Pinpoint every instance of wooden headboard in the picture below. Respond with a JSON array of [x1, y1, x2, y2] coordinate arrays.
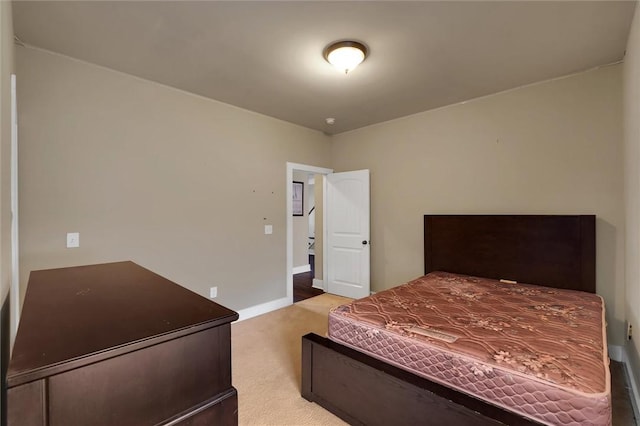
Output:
[[424, 215, 596, 293]]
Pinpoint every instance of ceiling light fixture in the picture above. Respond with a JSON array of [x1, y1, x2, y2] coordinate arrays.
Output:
[[323, 40, 368, 74]]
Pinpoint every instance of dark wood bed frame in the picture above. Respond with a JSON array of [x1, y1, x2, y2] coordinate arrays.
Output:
[[302, 215, 596, 426]]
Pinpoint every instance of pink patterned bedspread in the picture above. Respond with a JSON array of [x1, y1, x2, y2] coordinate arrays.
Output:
[[328, 271, 611, 426]]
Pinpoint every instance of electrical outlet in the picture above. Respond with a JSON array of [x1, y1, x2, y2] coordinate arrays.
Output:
[[66, 232, 79, 248], [628, 323, 633, 341], [209, 287, 218, 299]]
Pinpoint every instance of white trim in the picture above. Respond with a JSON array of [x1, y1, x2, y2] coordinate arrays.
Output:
[[622, 345, 640, 421], [312, 279, 324, 290], [286, 162, 333, 304], [235, 297, 291, 322], [322, 175, 328, 293], [609, 344, 623, 362], [293, 264, 311, 274], [10, 74, 19, 352]]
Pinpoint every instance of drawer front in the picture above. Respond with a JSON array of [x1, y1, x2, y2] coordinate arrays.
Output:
[[8, 380, 46, 426], [48, 325, 231, 426]]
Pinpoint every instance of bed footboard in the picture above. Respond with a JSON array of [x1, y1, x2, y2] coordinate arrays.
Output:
[[301, 333, 540, 426]]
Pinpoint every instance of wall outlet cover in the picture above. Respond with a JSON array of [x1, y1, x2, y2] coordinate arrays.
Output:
[[210, 287, 218, 298], [66, 232, 79, 248]]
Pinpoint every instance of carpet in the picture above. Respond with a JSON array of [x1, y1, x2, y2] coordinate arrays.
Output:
[[232, 294, 351, 425]]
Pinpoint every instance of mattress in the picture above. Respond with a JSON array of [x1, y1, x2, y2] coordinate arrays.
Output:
[[328, 271, 611, 426]]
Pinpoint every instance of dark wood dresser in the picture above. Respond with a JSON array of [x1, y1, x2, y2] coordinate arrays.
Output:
[[7, 261, 238, 426]]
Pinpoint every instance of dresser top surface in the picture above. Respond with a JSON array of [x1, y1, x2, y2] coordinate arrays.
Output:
[[8, 261, 238, 386]]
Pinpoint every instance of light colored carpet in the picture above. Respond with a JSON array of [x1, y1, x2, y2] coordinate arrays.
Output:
[[232, 294, 351, 425]]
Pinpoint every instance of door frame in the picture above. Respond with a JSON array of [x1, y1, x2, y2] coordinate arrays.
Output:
[[286, 162, 333, 303], [10, 74, 19, 350]]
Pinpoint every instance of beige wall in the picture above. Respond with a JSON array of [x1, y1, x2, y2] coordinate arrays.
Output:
[[14, 28, 631, 349], [0, 1, 14, 421], [0, 2, 13, 305], [623, 3, 640, 383], [332, 65, 626, 345], [292, 170, 309, 269], [16, 46, 331, 311]]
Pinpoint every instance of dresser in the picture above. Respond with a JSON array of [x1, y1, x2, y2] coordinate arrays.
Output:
[[7, 261, 238, 426]]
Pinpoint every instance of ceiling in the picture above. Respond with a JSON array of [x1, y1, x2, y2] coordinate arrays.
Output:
[[12, 1, 637, 135]]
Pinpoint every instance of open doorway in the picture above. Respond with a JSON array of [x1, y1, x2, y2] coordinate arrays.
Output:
[[292, 172, 323, 302], [286, 163, 332, 304]]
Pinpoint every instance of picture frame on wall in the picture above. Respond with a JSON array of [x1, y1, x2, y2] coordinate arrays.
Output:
[[293, 181, 304, 216]]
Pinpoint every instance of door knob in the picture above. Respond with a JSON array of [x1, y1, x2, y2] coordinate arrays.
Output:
[[362, 240, 369, 245]]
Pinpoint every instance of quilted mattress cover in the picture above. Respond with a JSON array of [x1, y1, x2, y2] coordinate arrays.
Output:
[[328, 271, 611, 426]]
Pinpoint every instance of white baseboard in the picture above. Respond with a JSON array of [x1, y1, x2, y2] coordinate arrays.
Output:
[[292, 264, 311, 274], [235, 297, 291, 322], [312, 279, 324, 290], [621, 344, 640, 422]]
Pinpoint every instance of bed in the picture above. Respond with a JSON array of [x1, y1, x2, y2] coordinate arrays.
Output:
[[301, 215, 607, 426]]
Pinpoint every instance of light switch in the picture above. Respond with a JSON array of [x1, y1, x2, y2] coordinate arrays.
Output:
[[264, 225, 273, 235], [66, 232, 79, 248]]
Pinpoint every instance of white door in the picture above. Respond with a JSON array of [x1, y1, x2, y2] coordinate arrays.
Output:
[[326, 170, 370, 299]]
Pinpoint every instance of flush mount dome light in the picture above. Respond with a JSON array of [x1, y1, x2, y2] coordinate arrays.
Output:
[[324, 40, 368, 74]]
